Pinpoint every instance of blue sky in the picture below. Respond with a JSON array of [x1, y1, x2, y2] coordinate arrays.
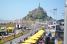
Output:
[[0, 0, 64, 20]]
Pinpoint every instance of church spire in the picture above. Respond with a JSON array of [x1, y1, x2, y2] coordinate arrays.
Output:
[[37, 2, 43, 10], [38, 2, 40, 8]]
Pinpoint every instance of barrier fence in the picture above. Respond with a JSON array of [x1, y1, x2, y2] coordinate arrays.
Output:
[[21, 29, 45, 44]]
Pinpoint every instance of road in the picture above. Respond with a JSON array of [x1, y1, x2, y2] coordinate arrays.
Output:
[[4, 23, 40, 44]]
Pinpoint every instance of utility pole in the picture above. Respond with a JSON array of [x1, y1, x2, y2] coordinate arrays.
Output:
[[64, 0, 67, 44], [53, 8, 57, 32], [53, 8, 57, 20], [53, 8, 58, 44]]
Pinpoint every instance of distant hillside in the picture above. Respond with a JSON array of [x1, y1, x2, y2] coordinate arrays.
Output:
[[23, 6, 53, 22], [57, 19, 64, 24], [0, 20, 15, 23], [0, 20, 10, 23], [58, 19, 64, 22]]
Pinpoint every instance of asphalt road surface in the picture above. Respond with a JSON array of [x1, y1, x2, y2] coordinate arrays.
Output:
[[5, 23, 40, 44]]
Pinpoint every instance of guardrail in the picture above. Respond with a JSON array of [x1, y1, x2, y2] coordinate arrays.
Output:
[[20, 29, 45, 44]]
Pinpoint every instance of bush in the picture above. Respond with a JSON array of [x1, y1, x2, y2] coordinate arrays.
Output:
[[0, 39, 4, 44]]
